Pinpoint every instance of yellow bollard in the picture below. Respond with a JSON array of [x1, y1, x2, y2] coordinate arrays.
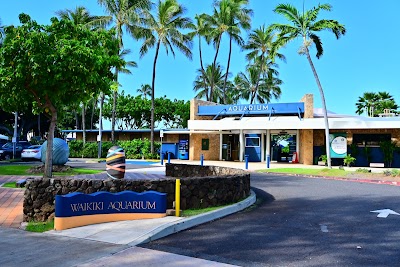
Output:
[[175, 179, 180, 217]]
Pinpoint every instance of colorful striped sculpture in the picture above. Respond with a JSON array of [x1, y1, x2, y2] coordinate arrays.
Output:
[[106, 146, 126, 179]]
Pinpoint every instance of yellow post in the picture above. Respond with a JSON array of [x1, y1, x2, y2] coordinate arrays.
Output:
[[175, 179, 180, 217]]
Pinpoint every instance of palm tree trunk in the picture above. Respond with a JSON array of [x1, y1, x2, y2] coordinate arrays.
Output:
[[151, 40, 161, 154], [82, 103, 86, 145], [305, 47, 332, 168], [44, 103, 57, 178], [198, 37, 209, 101], [222, 36, 233, 104], [111, 69, 118, 143], [75, 111, 79, 130], [98, 93, 104, 158], [210, 34, 222, 102]]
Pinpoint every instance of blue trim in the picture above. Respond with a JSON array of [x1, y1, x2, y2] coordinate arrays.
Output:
[[198, 102, 304, 117]]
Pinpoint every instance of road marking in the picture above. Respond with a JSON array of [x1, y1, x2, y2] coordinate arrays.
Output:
[[320, 224, 328, 232], [370, 209, 400, 218]]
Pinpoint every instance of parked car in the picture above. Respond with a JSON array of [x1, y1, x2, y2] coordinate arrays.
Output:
[[21, 145, 42, 161], [0, 141, 32, 160]]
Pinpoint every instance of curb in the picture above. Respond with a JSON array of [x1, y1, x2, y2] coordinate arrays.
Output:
[[128, 190, 257, 246]]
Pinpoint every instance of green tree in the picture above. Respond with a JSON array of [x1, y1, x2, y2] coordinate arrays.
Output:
[[193, 63, 228, 103], [188, 14, 210, 100], [0, 14, 121, 177], [136, 84, 152, 99], [356, 91, 398, 116], [203, 0, 252, 103], [135, 0, 193, 154], [97, 0, 151, 143], [234, 64, 282, 104], [56, 6, 109, 145], [271, 3, 346, 168]]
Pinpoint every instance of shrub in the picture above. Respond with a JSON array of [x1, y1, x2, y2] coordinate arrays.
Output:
[[390, 169, 400, 177], [343, 154, 356, 167], [68, 139, 161, 159]]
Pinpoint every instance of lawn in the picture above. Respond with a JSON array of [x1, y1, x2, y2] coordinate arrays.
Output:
[[2, 181, 17, 188], [259, 168, 348, 177], [25, 220, 54, 232], [0, 165, 102, 176]]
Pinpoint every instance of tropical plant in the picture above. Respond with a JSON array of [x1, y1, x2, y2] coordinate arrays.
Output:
[[188, 14, 210, 99], [136, 84, 152, 99], [380, 140, 398, 167], [243, 25, 285, 104], [97, 0, 151, 143], [56, 6, 109, 145], [343, 154, 356, 167], [234, 64, 282, 104], [355, 91, 398, 116], [319, 154, 328, 166], [271, 3, 346, 168], [204, 0, 252, 103], [0, 14, 121, 177], [135, 0, 193, 154], [193, 63, 228, 103]]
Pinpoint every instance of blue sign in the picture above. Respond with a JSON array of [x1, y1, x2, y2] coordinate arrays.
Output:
[[55, 190, 167, 218], [197, 102, 304, 116]]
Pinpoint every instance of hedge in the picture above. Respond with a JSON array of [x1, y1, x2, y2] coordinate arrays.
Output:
[[68, 139, 161, 159]]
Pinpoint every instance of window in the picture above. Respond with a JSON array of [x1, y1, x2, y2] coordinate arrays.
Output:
[[245, 137, 260, 147], [353, 134, 391, 147]]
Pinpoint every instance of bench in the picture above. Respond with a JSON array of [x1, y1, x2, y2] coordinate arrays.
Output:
[[369, 163, 385, 168]]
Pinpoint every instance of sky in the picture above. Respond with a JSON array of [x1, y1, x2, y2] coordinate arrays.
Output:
[[2, 0, 400, 119]]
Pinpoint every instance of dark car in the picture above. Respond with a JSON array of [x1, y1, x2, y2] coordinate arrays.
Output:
[[0, 141, 32, 160]]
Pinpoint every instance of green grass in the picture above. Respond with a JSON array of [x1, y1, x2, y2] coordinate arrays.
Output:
[[53, 168, 102, 176], [25, 220, 54, 232], [0, 165, 102, 176], [259, 168, 348, 177], [2, 181, 17, 188], [0, 165, 32, 175], [181, 205, 228, 217]]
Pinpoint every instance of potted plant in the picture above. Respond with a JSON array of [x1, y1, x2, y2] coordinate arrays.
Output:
[[319, 154, 328, 166], [343, 154, 356, 167]]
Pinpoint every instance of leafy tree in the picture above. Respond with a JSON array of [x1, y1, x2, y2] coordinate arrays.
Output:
[[97, 0, 151, 143], [135, 0, 193, 154], [136, 84, 152, 99], [356, 91, 398, 116], [103, 92, 189, 129], [271, 3, 346, 168], [0, 14, 121, 177]]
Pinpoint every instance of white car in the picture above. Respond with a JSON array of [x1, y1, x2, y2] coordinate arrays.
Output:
[[21, 145, 42, 161]]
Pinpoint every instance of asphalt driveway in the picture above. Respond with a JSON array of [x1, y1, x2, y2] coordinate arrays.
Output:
[[143, 173, 400, 267]]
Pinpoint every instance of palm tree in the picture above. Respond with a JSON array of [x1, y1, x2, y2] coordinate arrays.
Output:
[[356, 92, 398, 116], [188, 14, 210, 100], [243, 25, 285, 103], [270, 3, 346, 168], [135, 0, 193, 154], [214, 0, 252, 103], [193, 63, 228, 103], [204, 0, 252, 103], [235, 64, 282, 104], [97, 0, 151, 143], [56, 6, 107, 28], [137, 84, 152, 99]]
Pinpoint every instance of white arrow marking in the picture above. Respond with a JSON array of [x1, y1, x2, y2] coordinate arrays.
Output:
[[370, 209, 400, 218]]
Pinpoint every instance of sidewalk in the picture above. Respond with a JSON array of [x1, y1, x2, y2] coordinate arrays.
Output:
[[0, 176, 25, 228]]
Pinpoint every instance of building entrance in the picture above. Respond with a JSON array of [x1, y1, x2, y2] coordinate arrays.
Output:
[[222, 134, 239, 161], [270, 133, 297, 162]]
